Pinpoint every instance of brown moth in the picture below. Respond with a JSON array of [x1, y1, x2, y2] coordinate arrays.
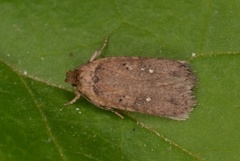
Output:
[[65, 37, 196, 120]]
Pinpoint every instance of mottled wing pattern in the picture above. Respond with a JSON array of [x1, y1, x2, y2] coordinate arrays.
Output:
[[79, 57, 196, 120]]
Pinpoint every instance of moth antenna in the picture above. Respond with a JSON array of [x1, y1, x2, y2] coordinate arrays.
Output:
[[89, 36, 109, 62]]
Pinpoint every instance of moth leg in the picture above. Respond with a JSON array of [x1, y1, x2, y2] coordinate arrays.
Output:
[[103, 107, 124, 119], [112, 111, 124, 119], [65, 87, 81, 106], [89, 36, 109, 62]]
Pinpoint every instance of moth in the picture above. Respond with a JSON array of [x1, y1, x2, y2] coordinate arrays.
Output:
[[65, 37, 196, 120]]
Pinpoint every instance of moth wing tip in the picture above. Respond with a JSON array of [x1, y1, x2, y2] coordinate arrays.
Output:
[[168, 113, 190, 121]]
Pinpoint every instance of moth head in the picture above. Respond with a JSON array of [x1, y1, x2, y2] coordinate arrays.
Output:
[[65, 69, 79, 86]]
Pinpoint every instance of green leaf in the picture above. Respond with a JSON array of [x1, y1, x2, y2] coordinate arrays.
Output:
[[0, 0, 240, 161]]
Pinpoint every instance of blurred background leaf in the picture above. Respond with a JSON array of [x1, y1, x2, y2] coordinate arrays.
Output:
[[0, 0, 240, 160]]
